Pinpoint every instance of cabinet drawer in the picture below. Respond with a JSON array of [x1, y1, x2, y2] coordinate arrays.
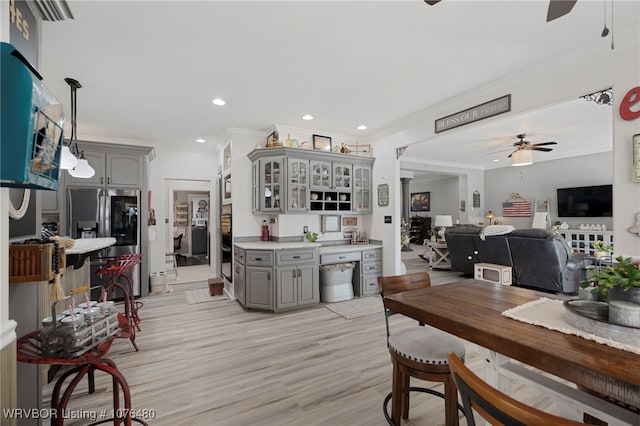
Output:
[[362, 249, 381, 262], [363, 275, 380, 296], [320, 251, 360, 265], [277, 249, 315, 265], [361, 262, 381, 275], [246, 250, 273, 267], [234, 247, 246, 264]]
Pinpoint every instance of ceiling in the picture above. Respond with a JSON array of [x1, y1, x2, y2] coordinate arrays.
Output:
[[38, 1, 638, 167]]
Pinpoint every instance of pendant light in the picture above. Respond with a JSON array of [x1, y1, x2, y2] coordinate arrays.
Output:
[[65, 78, 95, 178], [59, 144, 78, 169]]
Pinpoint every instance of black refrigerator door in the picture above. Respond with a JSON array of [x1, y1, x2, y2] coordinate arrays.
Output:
[[67, 188, 102, 239], [106, 190, 139, 247]]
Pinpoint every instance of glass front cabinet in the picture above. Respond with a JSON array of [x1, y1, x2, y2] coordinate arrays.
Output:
[[287, 158, 309, 212], [257, 156, 284, 213], [353, 165, 371, 212], [248, 148, 374, 214]]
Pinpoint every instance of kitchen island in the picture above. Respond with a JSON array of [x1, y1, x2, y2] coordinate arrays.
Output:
[[233, 240, 382, 311]]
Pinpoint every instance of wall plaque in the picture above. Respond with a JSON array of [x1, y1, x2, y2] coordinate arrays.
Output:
[[377, 183, 389, 207], [435, 94, 511, 133]]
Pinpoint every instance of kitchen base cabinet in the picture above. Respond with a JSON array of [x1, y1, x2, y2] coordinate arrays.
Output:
[[246, 267, 273, 310], [234, 244, 319, 312], [354, 248, 382, 297]]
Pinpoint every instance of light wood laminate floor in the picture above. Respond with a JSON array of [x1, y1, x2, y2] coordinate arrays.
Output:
[[43, 251, 559, 425]]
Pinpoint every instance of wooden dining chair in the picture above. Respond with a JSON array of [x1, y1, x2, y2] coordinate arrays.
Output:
[[447, 353, 585, 425], [378, 272, 466, 426]]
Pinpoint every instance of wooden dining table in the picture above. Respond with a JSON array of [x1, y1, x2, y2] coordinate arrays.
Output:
[[383, 279, 640, 418]]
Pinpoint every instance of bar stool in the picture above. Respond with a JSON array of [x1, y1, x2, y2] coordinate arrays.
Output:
[[95, 254, 142, 351], [17, 330, 148, 426], [378, 272, 466, 426]]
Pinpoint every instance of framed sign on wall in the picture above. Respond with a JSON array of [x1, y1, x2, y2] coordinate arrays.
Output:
[[377, 183, 389, 207]]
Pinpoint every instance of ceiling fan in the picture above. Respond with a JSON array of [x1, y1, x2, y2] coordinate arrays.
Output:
[[423, 0, 577, 22], [508, 134, 558, 157]]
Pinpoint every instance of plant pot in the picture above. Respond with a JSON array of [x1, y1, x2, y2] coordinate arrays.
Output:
[[593, 251, 609, 259], [607, 286, 640, 305], [579, 287, 599, 301]]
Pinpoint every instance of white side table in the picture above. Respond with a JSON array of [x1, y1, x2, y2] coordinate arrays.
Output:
[[425, 241, 451, 269]]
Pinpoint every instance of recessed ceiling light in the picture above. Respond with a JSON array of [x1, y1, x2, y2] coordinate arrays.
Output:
[[357, 125, 367, 130], [492, 159, 500, 162], [212, 98, 226, 106], [302, 114, 314, 120], [196, 138, 206, 143]]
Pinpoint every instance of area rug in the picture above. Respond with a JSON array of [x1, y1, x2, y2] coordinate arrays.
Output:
[[324, 296, 384, 319], [185, 288, 227, 305]]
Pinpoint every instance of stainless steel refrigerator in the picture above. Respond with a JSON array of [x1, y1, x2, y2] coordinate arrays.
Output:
[[67, 188, 141, 296]]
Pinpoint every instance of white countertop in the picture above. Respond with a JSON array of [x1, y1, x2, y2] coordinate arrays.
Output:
[[234, 241, 320, 250], [319, 244, 382, 254], [66, 238, 117, 254], [234, 241, 382, 252]]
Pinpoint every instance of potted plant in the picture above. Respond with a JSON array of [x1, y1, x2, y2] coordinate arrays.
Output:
[[581, 256, 640, 304], [591, 240, 613, 259]]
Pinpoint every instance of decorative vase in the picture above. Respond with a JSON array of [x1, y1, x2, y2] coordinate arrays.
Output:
[[607, 286, 640, 305]]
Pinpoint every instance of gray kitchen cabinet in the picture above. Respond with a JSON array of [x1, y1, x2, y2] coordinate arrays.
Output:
[[353, 165, 372, 212], [254, 156, 284, 213], [245, 250, 274, 310], [234, 245, 318, 311], [355, 248, 382, 297], [40, 188, 61, 213], [246, 267, 273, 309], [66, 149, 142, 188], [248, 147, 373, 214], [276, 248, 318, 310], [286, 158, 309, 212]]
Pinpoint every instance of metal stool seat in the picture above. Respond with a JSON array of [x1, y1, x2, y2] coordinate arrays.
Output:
[[17, 331, 148, 426]]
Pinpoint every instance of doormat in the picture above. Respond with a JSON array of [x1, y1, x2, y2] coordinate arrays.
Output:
[[185, 288, 227, 305], [177, 255, 208, 267], [324, 296, 384, 319]]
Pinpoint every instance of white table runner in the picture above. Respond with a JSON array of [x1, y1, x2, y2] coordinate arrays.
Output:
[[502, 297, 640, 355]]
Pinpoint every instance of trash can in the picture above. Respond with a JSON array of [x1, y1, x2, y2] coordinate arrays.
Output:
[[150, 272, 168, 294], [320, 262, 355, 303]]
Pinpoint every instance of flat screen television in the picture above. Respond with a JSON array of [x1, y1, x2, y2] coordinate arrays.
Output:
[[556, 184, 612, 217]]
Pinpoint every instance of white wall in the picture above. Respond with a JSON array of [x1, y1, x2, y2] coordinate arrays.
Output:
[[147, 145, 218, 276], [369, 25, 640, 274], [485, 152, 613, 229], [409, 176, 460, 223]]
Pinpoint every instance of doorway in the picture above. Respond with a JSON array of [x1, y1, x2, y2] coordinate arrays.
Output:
[[166, 179, 212, 285]]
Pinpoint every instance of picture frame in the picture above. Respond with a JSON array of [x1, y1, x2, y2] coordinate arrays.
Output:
[[313, 134, 332, 152], [321, 215, 341, 233], [410, 192, 430, 212], [267, 130, 279, 147], [342, 216, 358, 227]]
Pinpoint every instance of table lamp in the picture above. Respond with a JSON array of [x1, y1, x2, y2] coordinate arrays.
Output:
[[485, 211, 495, 225], [434, 215, 453, 241]]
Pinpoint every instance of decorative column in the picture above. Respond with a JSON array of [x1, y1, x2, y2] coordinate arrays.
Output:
[[401, 177, 412, 224], [400, 177, 412, 251]]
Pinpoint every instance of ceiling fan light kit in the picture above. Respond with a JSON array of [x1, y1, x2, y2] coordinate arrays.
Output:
[[511, 149, 533, 167]]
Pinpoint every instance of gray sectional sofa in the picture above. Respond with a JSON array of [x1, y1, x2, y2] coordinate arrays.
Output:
[[444, 226, 589, 294]]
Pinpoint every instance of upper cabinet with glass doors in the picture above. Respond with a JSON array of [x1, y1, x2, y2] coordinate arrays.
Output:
[[248, 148, 374, 214]]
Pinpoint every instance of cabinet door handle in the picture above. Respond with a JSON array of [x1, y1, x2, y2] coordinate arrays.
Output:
[[255, 257, 262, 261], [292, 270, 296, 279], [339, 256, 346, 259], [297, 269, 301, 278], [293, 255, 300, 259], [267, 272, 271, 281], [100, 177, 104, 184], [107, 177, 110, 185]]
